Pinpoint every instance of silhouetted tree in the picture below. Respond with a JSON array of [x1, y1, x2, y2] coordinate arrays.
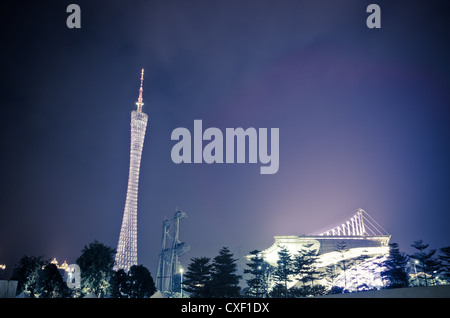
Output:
[[293, 244, 323, 288], [324, 263, 339, 289], [109, 269, 129, 298], [328, 286, 346, 294], [351, 254, 372, 291], [335, 242, 354, 290], [11, 255, 45, 297], [380, 243, 410, 288], [76, 240, 115, 297], [269, 283, 289, 298], [35, 263, 70, 298], [244, 250, 272, 298], [183, 257, 212, 298], [127, 265, 156, 298], [210, 247, 241, 297], [291, 244, 326, 297], [271, 246, 293, 298], [410, 240, 441, 286], [439, 246, 450, 283]]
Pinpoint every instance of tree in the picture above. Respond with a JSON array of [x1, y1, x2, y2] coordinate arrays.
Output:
[[109, 265, 156, 298], [11, 255, 45, 297], [351, 254, 371, 291], [335, 242, 355, 291], [439, 246, 450, 283], [210, 247, 242, 298], [35, 263, 70, 298], [244, 250, 272, 298], [269, 283, 289, 298], [380, 243, 410, 288], [410, 240, 441, 286], [109, 269, 129, 298], [127, 265, 156, 298], [293, 244, 323, 288], [271, 246, 294, 298], [183, 257, 212, 298], [292, 244, 325, 296], [76, 240, 116, 297], [328, 286, 346, 294], [293, 248, 312, 288], [324, 264, 339, 290]]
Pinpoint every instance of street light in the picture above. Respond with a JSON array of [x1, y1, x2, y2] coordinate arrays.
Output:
[[0, 264, 5, 280], [414, 260, 419, 286], [180, 267, 184, 298]]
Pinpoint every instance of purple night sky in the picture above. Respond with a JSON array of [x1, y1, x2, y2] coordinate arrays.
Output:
[[1, 0, 449, 279]]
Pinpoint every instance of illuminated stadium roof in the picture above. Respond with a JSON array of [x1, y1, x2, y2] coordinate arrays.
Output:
[[257, 209, 391, 290]]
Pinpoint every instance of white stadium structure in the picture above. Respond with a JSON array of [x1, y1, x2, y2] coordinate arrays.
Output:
[[258, 209, 391, 291]]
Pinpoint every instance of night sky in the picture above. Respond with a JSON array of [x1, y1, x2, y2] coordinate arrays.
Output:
[[1, 0, 449, 279]]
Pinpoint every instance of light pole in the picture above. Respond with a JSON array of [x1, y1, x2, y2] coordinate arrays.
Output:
[[180, 267, 184, 298], [414, 260, 419, 286], [0, 264, 5, 280]]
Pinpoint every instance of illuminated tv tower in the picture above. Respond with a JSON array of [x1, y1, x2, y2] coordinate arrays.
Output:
[[114, 68, 148, 272]]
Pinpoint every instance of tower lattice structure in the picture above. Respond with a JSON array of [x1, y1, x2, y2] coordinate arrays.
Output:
[[157, 209, 190, 293], [114, 68, 148, 272]]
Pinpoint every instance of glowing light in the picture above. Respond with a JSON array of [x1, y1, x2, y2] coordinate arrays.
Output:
[[254, 210, 391, 292], [114, 69, 149, 272]]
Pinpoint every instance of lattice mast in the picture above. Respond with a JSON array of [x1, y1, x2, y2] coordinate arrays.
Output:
[[156, 219, 171, 290], [114, 69, 149, 272], [157, 209, 190, 293]]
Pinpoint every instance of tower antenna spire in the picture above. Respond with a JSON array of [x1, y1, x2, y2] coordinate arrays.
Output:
[[115, 67, 149, 272], [136, 68, 144, 112]]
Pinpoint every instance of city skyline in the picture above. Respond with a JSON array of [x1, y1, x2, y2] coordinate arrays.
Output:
[[1, 1, 449, 280]]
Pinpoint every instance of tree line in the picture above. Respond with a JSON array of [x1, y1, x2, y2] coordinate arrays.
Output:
[[182, 240, 450, 298], [10, 240, 156, 298], [8, 239, 450, 298]]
